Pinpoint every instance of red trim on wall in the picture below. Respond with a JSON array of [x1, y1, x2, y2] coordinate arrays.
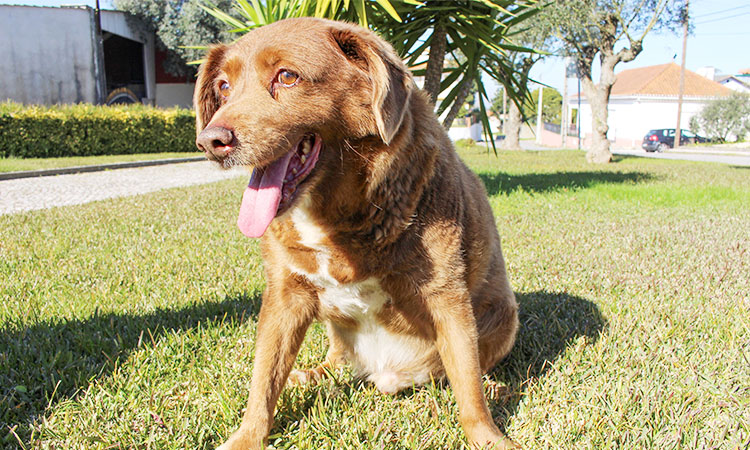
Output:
[[155, 49, 190, 84]]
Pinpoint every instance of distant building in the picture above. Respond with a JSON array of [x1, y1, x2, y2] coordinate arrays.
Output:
[[696, 66, 750, 94], [0, 5, 194, 108], [568, 63, 732, 148], [715, 75, 750, 94]]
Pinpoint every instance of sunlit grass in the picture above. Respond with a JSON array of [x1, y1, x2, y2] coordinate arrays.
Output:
[[0, 152, 201, 173], [1, 148, 748, 449]]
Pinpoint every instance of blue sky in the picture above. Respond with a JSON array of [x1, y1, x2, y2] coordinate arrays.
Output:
[[531, 0, 750, 93], [3, 0, 748, 95]]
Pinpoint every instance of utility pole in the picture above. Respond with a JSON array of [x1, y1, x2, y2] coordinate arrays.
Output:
[[674, 0, 689, 150], [562, 63, 569, 148], [535, 85, 543, 145], [577, 76, 581, 150]]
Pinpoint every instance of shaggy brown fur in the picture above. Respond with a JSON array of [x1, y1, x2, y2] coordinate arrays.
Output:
[[194, 17, 519, 450]]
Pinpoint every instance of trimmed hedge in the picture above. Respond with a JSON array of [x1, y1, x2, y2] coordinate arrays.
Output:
[[0, 102, 197, 158]]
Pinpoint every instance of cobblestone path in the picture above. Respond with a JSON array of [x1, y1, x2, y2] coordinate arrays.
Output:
[[0, 161, 248, 215]]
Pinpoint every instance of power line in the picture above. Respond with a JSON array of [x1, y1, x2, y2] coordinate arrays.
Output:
[[697, 31, 750, 36], [692, 3, 750, 19], [695, 11, 750, 25]]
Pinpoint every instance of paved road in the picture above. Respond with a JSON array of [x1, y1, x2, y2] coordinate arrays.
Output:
[[612, 148, 750, 166], [519, 141, 750, 166], [0, 161, 248, 216]]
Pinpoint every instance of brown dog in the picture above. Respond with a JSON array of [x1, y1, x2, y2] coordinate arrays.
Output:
[[194, 17, 519, 450]]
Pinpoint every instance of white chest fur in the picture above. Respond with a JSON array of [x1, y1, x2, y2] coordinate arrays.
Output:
[[290, 202, 390, 317], [288, 204, 437, 393]]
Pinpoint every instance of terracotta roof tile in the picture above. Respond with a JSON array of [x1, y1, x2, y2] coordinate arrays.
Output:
[[611, 63, 732, 97]]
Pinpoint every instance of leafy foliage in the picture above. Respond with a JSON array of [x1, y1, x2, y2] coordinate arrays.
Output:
[[114, 0, 234, 77], [379, 0, 542, 144], [203, 0, 543, 150], [539, 0, 686, 162], [200, 0, 409, 30], [489, 86, 562, 129], [544, 0, 684, 56], [0, 102, 196, 158], [694, 92, 750, 143], [524, 87, 562, 125]]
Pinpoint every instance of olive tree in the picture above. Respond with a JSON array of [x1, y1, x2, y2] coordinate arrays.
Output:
[[694, 92, 750, 143], [543, 0, 685, 163]]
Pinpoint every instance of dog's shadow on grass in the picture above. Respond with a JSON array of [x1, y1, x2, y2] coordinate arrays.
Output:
[[273, 290, 606, 439], [3, 289, 604, 444], [478, 170, 653, 195], [0, 293, 261, 444], [486, 290, 607, 420]]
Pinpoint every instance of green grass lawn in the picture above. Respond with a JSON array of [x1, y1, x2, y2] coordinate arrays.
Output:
[[1, 149, 748, 449], [0, 152, 201, 173]]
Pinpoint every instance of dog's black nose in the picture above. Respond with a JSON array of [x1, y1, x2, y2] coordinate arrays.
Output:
[[197, 126, 235, 161]]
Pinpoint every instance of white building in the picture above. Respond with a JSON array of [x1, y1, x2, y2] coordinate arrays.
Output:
[[715, 75, 750, 94], [570, 63, 732, 149], [697, 66, 750, 94], [0, 5, 194, 108]]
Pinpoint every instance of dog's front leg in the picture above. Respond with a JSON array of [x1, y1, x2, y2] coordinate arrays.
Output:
[[432, 294, 519, 450], [218, 282, 316, 450]]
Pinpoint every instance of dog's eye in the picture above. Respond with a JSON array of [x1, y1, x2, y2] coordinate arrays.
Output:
[[219, 81, 231, 99], [277, 70, 299, 87]]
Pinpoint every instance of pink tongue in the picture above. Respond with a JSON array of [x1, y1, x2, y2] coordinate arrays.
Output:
[[237, 151, 295, 238]]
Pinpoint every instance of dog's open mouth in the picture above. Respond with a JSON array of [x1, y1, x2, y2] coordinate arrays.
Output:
[[237, 133, 322, 238]]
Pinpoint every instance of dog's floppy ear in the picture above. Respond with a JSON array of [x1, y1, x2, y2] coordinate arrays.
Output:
[[194, 44, 227, 134], [330, 27, 412, 145]]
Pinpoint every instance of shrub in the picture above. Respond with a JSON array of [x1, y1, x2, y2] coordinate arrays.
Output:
[[455, 138, 476, 148], [694, 92, 750, 143], [0, 102, 197, 158]]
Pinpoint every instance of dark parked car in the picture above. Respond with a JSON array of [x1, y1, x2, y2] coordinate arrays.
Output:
[[642, 129, 709, 152]]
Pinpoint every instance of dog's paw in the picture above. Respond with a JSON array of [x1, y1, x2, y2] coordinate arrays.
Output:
[[288, 368, 324, 386], [471, 437, 521, 450], [216, 429, 264, 450], [467, 426, 521, 450]]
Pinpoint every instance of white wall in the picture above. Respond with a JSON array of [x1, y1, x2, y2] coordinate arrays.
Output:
[[721, 79, 750, 93], [155, 83, 196, 109], [572, 96, 714, 148], [0, 5, 99, 104]]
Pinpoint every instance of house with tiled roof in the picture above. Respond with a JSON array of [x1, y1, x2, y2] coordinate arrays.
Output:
[[716, 74, 750, 93], [696, 67, 750, 94], [570, 63, 732, 148]]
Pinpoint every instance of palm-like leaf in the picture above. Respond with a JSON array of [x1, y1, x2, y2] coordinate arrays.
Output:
[[375, 0, 543, 151], [201, 0, 544, 152], [203, 0, 407, 30]]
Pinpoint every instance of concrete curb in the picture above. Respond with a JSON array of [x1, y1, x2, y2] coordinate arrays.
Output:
[[0, 156, 207, 181], [664, 149, 750, 157]]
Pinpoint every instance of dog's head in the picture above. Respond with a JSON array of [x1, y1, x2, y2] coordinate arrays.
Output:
[[194, 18, 413, 238]]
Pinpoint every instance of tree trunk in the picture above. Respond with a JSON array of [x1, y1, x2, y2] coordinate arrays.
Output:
[[502, 100, 523, 150], [442, 75, 474, 129], [502, 57, 534, 150], [423, 23, 446, 105], [581, 68, 614, 164]]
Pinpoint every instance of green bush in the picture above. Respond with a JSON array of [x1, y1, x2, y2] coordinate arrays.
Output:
[[693, 92, 750, 143], [455, 138, 476, 148], [0, 102, 197, 158]]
